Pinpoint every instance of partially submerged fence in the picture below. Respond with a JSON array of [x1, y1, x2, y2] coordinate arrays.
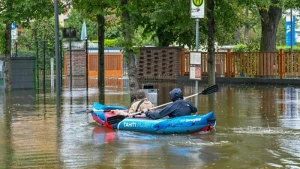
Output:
[[181, 49, 300, 79], [63, 49, 124, 89]]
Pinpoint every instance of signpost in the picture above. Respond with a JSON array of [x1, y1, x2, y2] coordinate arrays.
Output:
[[11, 23, 17, 40], [190, 0, 205, 18], [190, 0, 205, 107], [189, 52, 202, 80], [11, 23, 17, 57], [286, 15, 296, 48]]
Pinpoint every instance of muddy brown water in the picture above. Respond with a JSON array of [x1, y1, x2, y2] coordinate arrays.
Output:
[[1, 83, 300, 169]]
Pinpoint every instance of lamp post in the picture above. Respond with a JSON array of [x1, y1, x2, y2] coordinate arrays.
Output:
[[80, 22, 88, 98], [63, 27, 76, 90], [54, 0, 61, 112]]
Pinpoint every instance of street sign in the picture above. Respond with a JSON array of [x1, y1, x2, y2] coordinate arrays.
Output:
[[11, 23, 17, 40], [189, 52, 202, 80], [190, 0, 205, 18], [286, 15, 296, 47]]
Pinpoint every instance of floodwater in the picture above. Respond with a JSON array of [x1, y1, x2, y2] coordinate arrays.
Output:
[[1, 81, 300, 169]]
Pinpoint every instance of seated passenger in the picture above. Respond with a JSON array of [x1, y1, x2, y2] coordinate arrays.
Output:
[[115, 89, 154, 117]]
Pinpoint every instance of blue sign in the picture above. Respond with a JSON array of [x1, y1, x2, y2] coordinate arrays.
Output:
[[11, 23, 16, 30], [286, 16, 296, 46]]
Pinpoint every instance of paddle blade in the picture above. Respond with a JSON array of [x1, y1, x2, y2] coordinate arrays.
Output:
[[73, 109, 92, 114], [107, 115, 127, 125], [200, 85, 218, 95]]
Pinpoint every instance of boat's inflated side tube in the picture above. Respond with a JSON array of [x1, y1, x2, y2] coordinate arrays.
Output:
[[151, 112, 216, 134]]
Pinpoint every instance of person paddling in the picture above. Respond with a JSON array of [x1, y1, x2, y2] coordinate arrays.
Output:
[[143, 88, 197, 119]]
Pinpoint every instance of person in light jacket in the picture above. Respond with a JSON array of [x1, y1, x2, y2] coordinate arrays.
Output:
[[128, 89, 154, 114], [144, 88, 197, 119], [115, 89, 154, 116]]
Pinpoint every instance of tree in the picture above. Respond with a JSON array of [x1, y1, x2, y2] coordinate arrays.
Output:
[[258, 1, 282, 52], [0, 0, 64, 92], [72, 0, 118, 103], [64, 9, 98, 41], [207, 0, 216, 86], [237, 0, 300, 52], [119, 0, 138, 102]]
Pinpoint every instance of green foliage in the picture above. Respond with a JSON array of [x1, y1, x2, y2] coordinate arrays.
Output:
[[64, 9, 98, 41], [131, 0, 197, 48], [14, 18, 57, 58], [233, 42, 260, 52], [276, 17, 286, 46], [0, 0, 66, 26], [276, 45, 300, 52], [0, 24, 5, 55], [234, 44, 300, 52], [123, 26, 158, 47], [0, 0, 66, 56], [104, 39, 117, 47], [13, 50, 35, 57], [214, 0, 246, 45], [233, 44, 248, 52], [106, 24, 122, 39]]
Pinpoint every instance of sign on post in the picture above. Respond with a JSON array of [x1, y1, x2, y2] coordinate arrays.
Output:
[[286, 15, 296, 47], [190, 0, 205, 18], [189, 52, 201, 80], [11, 23, 17, 40]]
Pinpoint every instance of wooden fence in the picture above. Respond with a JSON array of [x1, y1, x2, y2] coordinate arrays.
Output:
[[86, 53, 123, 77], [181, 49, 300, 78], [64, 52, 123, 77], [63, 51, 123, 89]]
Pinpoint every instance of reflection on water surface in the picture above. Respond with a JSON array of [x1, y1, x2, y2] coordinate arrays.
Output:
[[1, 83, 300, 168]]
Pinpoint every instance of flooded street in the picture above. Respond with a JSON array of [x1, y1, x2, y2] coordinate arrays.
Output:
[[1, 82, 300, 168]]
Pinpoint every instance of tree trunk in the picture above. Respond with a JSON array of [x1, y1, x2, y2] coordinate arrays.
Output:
[[121, 0, 138, 103], [127, 52, 138, 103], [258, 4, 282, 52], [4, 23, 12, 92], [207, 0, 216, 86], [244, 8, 249, 44], [97, 14, 105, 103]]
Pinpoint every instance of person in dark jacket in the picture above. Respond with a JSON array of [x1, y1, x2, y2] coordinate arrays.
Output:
[[144, 88, 197, 119]]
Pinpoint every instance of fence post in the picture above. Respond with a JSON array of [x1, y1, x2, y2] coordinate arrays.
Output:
[[180, 50, 185, 76], [279, 49, 285, 79], [225, 49, 231, 77]]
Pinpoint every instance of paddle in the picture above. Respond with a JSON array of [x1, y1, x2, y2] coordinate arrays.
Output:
[[107, 84, 218, 125], [72, 102, 127, 114], [71, 109, 92, 114]]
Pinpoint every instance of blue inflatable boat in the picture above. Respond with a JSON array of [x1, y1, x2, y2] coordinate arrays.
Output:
[[91, 102, 216, 134]]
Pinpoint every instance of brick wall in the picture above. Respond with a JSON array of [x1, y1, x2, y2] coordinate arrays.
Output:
[[65, 49, 86, 76], [137, 47, 182, 80]]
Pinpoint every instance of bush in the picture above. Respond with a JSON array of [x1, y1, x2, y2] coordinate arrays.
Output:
[[233, 44, 248, 52], [12, 50, 35, 57], [91, 39, 118, 47], [104, 39, 117, 47], [276, 45, 300, 52], [233, 42, 260, 52]]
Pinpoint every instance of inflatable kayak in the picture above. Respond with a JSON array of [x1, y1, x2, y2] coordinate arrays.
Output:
[[91, 102, 216, 134]]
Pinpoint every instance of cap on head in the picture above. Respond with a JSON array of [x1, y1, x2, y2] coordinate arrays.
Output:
[[169, 88, 183, 102]]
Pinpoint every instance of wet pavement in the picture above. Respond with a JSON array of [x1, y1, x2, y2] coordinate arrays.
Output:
[[1, 83, 300, 168]]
